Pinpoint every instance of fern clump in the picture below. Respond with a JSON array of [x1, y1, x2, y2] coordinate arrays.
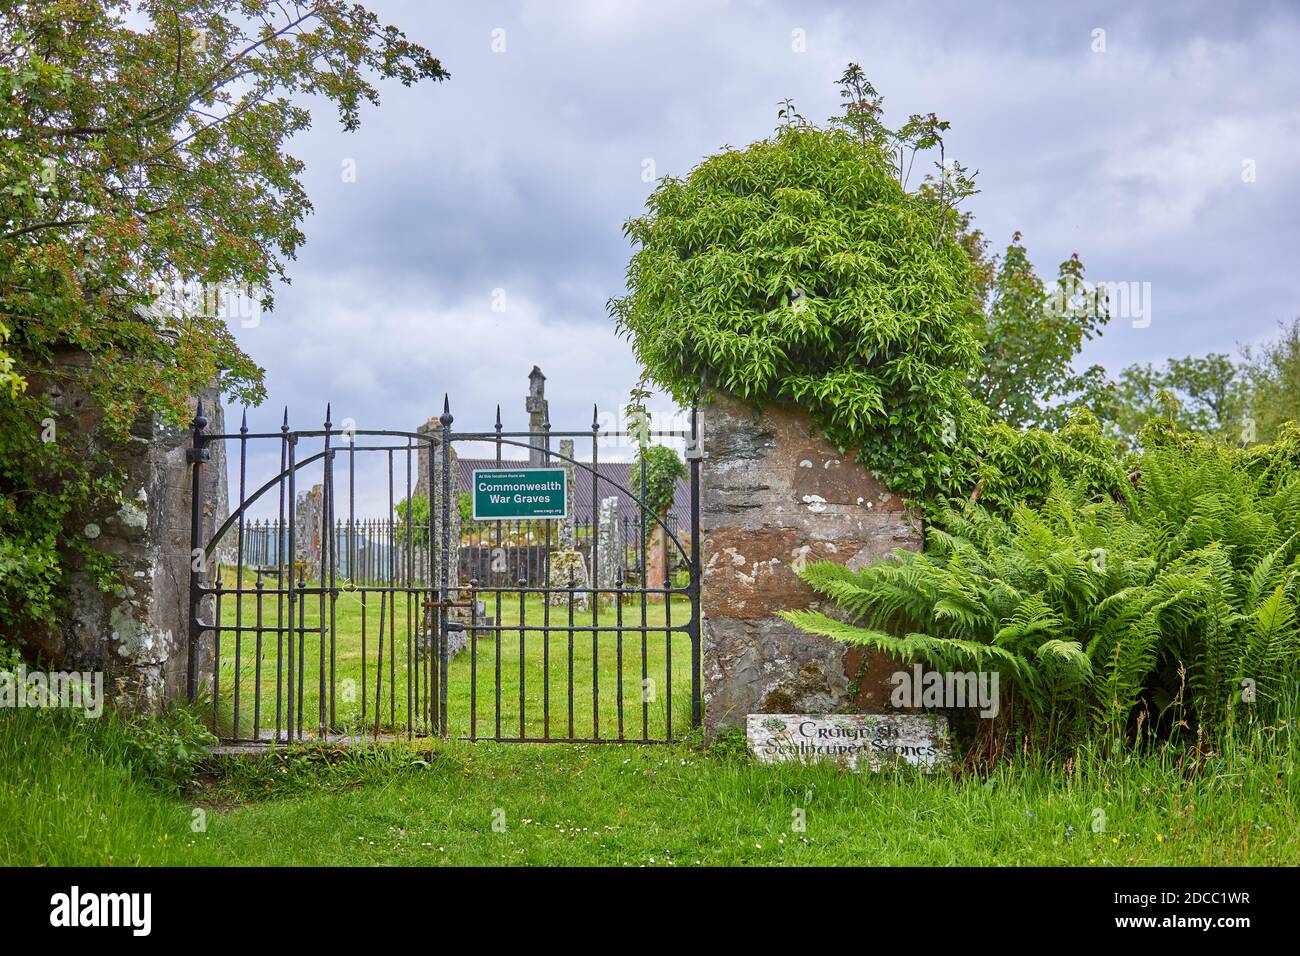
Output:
[[784, 440, 1300, 754]]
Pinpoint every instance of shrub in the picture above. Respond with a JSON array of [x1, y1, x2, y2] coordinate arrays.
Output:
[[610, 123, 983, 505], [610, 116, 1135, 518], [629, 444, 686, 527], [784, 434, 1300, 756]]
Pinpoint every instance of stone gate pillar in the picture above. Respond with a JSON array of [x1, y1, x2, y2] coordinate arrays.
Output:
[[24, 344, 227, 708], [699, 392, 923, 735]]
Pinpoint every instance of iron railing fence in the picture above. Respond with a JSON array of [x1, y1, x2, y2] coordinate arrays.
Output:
[[188, 400, 702, 747], [229, 515, 687, 588]]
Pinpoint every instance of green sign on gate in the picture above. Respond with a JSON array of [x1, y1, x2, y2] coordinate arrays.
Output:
[[471, 467, 567, 520]]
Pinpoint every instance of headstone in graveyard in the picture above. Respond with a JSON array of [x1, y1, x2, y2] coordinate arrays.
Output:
[[557, 439, 576, 549], [746, 713, 950, 772], [547, 438, 590, 609], [596, 495, 622, 597], [294, 483, 325, 580]]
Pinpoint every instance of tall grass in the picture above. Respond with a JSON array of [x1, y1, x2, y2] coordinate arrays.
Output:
[[1, 701, 1294, 866], [0, 707, 213, 865]]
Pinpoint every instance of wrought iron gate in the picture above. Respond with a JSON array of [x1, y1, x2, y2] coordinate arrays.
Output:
[[186, 396, 702, 745]]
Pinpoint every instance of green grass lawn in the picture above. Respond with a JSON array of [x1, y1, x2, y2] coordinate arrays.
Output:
[[2, 707, 1295, 866], [209, 581, 694, 744]]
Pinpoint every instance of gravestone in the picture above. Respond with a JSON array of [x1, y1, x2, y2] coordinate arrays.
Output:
[[557, 439, 577, 549], [596, 495, 622, 596], [547, 438, 590, 609], [293, 483, 325, 580], [746, 714, 950, 771], [700, 392, 924, 736]]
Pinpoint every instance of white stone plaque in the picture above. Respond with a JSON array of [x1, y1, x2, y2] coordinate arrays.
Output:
[[746, 714, 950, 771]]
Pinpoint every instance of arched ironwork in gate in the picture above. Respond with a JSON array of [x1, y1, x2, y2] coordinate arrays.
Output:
[[186, 397, 702, 745]]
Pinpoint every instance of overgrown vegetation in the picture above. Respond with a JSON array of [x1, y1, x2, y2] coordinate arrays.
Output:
[[788, 420, 1300, 758], [610, 65, 1300, 772], [969, 232, 1110, 430], [610, 112, 983, 507], [611, 71, 1135, 517], [0, 1, 446, 641], [629, 444, 685, 527]]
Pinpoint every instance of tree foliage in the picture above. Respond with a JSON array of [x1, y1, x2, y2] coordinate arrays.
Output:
[[0, 0, 446, 634], [972, 232, 1110, 430], [1241, 317, 1300, 444], [629, 443, 685, 525], [610, 116, 983, 505], [1104, 353, 1247, 447], [611, 75, 1136, 517]]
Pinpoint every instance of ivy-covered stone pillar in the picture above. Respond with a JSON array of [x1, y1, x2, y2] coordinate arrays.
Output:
[[700, 392, 922, 735], [24, 344, 227, 708]]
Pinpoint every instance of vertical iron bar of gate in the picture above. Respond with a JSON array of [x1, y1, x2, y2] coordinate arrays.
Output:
[[542, 413, 551, 738], [319, 409, 331, 738], [185, 402, 207, 703], [352, 437, 363, 728], [426, 437, 436, 736], [639, 450, 649, 741], [404, 438, 413, 738], [616, 569, 625, 740], [276, 410, 288, 741], [254, 572, 264, 739], [438, 396, 453, 737], [591, 405, 600, 739], [664, 569, 673, 741], [493, 407, 502, 739], [285, 425, 297, 741], [234, 411, 248, 738], [517, 582, 526, 738], [385, 450, 394, 726], [326, 408, 338, 736], [212, 573, 222, 731], [689, 401, 702, 730]]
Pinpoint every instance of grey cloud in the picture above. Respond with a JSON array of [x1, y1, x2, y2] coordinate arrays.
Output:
[[223, 0, 1300, 514]]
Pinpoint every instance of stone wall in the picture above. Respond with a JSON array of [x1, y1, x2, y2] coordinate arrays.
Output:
[[700, 392, 922, 735], [26, 345, 226, 708]]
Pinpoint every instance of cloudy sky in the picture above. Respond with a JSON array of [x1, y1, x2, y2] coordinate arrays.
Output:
[[223, 0, 1300, 515]]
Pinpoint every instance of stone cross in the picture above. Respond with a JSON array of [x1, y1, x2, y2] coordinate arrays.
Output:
[[526, 365, 548, 466]]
